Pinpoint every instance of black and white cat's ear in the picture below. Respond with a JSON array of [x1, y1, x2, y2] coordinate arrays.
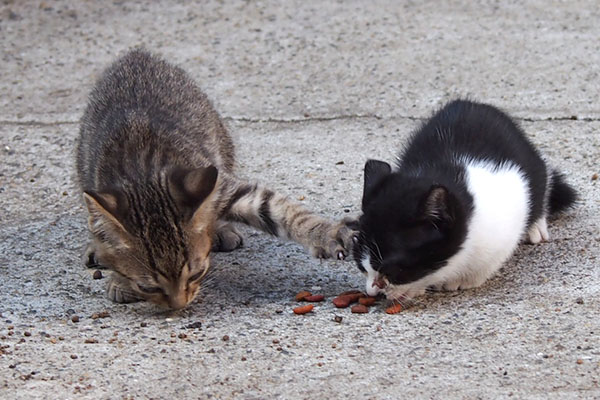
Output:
[[83, 190, 131, 249], [362, 159, 392, 206], [422, 185, 452, 223], [169, 166, 219, 219]]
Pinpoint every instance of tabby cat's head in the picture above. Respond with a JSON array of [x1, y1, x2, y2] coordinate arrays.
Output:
[[84, 166, 219, 309]]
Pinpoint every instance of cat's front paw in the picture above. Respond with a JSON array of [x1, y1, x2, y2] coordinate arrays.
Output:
[[106, 274, 143, 304], [310, 218, 358, 260], [212, 222, 244, 252]]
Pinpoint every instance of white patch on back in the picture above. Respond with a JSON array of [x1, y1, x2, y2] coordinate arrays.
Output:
[[385, 160, 530, 299]]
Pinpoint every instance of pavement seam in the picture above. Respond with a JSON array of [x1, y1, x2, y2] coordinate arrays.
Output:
[[0, 115, 598, 127]]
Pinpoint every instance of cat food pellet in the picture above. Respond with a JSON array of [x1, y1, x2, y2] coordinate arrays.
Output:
[[304, 294, 325, 302], [332, 297, 350, 308], [140, 322, 147, 327], [385, 304, 404, 314], [222, 335, 230, 341], [293, 304, 314, 315], [70, 354, 78, 360], [333, 316, 343, 323], [178, 333, 187, 339], [92, 270, 103, 279], [358, 297, 377, 306], [333, 292, 365, 308], [24, 331, 31, 337], [592, 173, 598, 181], [338, 289, 363, 296], [351, 304, 369, 314], [84, 338, 98, 344], [295, 291, 312, 301], [576, 359, 583, 364]]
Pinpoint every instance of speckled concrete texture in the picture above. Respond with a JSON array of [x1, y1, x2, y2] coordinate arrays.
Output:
[[0, 1, 598, 399]]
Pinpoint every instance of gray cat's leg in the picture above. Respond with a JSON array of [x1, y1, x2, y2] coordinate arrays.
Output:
[[106, 273, 143, 304], [212, 221, 244, 252], [219, 176, 357, 259]]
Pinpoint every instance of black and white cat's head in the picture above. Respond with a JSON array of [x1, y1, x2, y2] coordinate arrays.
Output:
[[353, 159, 468, 300]]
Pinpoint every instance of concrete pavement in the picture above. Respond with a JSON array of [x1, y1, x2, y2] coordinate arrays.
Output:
[[1, 1, 598, 399]]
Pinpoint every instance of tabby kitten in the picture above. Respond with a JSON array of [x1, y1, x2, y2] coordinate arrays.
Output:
[[76, 49, 354, 309], [354, 99, 576, 301]]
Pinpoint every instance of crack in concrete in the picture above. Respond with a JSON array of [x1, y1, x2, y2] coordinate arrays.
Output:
[[0, 114, 598, 127]]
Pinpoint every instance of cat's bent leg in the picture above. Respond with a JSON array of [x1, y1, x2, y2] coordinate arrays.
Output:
[[106, 273, 143, 304], [212, 221, 244, 252], [218, 176, 356, 259], [527, 216, 550, 244]]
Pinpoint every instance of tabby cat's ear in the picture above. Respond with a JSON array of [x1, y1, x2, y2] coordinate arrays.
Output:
[[83, 190, 131, 249], [169, 166, 219, 220], [362, 159, 392, 207], [422, 185, 452, 223]]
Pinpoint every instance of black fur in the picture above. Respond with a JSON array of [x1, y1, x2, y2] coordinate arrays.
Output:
[[354, 99, 576, 286]]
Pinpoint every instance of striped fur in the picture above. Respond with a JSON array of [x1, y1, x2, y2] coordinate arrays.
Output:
[[76, 49, 354, 310]]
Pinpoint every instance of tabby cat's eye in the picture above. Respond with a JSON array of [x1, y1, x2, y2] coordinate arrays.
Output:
[[138, 285, 164, 295]]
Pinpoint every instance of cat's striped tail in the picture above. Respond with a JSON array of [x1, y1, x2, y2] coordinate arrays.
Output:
[[548, 170, 577, 215]]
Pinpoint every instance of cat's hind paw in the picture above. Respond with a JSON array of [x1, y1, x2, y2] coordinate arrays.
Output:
[[527, 217, 550, 244]]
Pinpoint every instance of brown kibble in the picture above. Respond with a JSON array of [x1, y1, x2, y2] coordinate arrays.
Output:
[[332, 297, 350, 308], [592, 173, 598, 181], [333, 292, 364, 308], [359, 297, 377, 306], [385, 304, 404, 314], [338, 289, 363, 296], [222, 335, 230, 341], [50, 338, 57, 344], [140, 322, 148, 327], [84, 338, 98, 344], [351, 304, 369, 314], [333, 316, 343, 323], [24, 331, 31, 337], [293, 304, 314, 315], [70, 354, 78, 359], [295, 291, 312, 301], [241, 356, 247, 361], [92, 270, 103, 279], [71, 315, 80, 323], [178, 333, 187, 339], [304, 294, 325, 302], [576, 359, 583, 364]]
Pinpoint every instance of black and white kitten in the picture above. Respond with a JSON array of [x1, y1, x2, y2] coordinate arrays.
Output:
[[353, 99, 576, 300]]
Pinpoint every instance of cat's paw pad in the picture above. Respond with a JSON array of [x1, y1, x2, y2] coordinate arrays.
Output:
[[212, 223, 244, 252], [106, 276, 143, 304], [313, 219, 358, 260]]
